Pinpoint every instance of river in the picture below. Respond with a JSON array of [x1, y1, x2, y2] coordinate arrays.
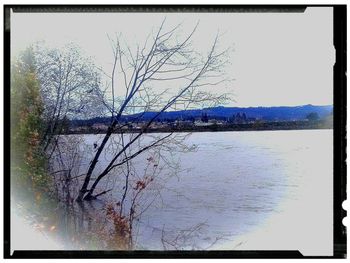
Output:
[[12, 129, 333, 255]]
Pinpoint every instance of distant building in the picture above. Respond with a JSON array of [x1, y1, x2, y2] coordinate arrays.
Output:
[[194, 120, 214, 127], [92, 123, 108, 130]]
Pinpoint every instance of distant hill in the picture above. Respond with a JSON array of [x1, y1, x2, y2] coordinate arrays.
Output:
[[71, 104, 333, 126]]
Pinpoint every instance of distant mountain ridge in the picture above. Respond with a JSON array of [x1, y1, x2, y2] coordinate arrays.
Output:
[[71, 104, 333, 126]]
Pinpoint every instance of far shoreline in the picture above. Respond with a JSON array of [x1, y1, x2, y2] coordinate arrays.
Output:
[[63, 120, 333, 135]]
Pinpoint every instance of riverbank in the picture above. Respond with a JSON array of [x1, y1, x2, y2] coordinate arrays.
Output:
[[65, 120, 332, 135]]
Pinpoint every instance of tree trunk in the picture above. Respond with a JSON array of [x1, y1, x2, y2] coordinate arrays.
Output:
[[76, 124, 115, 202]]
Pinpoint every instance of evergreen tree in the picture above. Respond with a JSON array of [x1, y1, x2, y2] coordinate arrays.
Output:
[[11, 47, 48, 196], [235, 113, 242, 123], [242, 113, 247, 122], [201, 112, 209, 123], [306, 112, 319, 121]]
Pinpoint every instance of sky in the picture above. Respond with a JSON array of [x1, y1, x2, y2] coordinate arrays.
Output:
[[11, 7, 334, 107]]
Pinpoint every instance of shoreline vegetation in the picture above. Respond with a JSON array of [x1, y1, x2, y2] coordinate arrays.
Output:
[[64, 120, 333, 135]]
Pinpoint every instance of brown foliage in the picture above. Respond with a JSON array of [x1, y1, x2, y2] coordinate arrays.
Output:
[[104, 203, 132, 250]]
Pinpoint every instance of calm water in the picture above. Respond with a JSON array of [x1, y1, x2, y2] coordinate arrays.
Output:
[[51, 129, 333, 252]]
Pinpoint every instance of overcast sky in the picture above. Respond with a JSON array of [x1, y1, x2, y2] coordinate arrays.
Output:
[[11, 7, 334, 107]]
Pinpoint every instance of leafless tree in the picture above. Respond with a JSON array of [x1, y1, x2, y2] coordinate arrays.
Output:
[[34, 43, 105, 157], [76, 19, 231, 203], [25, 19, 231, 250]]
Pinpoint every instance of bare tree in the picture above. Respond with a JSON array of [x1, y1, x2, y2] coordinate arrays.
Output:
[[34, 43, 104, 157], [76, 19, 230, 202]]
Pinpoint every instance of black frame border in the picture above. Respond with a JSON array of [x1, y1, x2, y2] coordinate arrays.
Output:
[[3, 4, 347, 259]]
